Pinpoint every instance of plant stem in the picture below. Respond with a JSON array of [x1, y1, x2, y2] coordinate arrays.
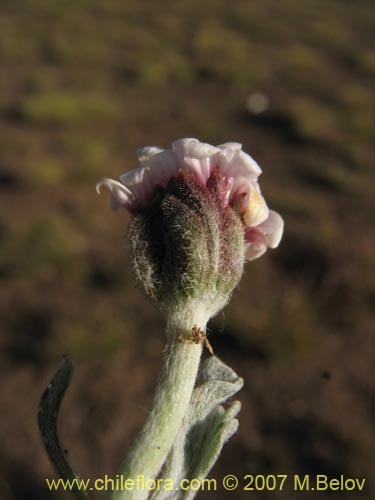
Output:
[[111, 310, 206, 500]]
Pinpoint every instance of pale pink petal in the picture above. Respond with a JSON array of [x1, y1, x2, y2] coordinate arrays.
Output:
[[183, 156, 218, 184], [188, 141, 219, 158], [244, 228, 267, 260], [257, 210, 284, 248], [245, 243, 267, 260], [116, 150, 179, 210], [238, 150, 262, 177], [229, 176, 252, 212], [119, 166, 155, 207], [171, 138, 223, 183], [216, 145, 237, 164], [142, 149, 179, 188], [97, 138, 284, 264], [172, 138, 199, 164], [96, 178, 135, 211], [219, 149, 262, 184], [224, 176, 235, 202], [172, 138, 220, 178], [216, 143, 243, 164]]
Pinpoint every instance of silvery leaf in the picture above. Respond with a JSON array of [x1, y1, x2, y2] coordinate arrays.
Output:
[[151, 356, 243, 500]]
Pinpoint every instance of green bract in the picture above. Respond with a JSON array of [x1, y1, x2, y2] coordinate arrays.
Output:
[[129, 168, 245, 318]]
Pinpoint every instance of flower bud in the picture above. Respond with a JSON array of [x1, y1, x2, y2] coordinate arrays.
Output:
[[97, 138, 284, 319], [128, 168, 244, 317]]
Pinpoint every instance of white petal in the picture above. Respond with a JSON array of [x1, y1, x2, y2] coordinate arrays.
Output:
[[172, 138, 219, 162], [216, 145, 236, 163], [216, 143, 244, 165], [189, 141, 219, 158], [146, 149, 179, 185], [130, 150, 179, 192], [216, 142, 242, 151], [136, 146, 164, 163], [257, 210, 284, 248], [237, 150, 262, 177], [117, 150, 179, 208], [172, 138, 199, 164], [120, 166, 154, 206], [219, 150, 261, 190], [96, 178, 135, 211]]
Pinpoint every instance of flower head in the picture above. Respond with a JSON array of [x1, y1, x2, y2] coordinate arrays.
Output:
[[97, 138, 283, 317], [97, 138, 283, 261]]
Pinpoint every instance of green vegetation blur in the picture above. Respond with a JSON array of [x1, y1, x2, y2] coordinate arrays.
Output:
[[0, 1, 373, 499]]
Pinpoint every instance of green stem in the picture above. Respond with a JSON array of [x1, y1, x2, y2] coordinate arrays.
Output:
[[111, 310, 207, 500]]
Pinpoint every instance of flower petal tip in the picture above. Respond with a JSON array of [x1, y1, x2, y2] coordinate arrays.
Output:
[[261, 210, 284, 248], [96, 179, 104, 194]]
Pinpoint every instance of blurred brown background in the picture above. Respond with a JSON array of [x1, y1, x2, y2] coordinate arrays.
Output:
[[0, 1, 373, 499]]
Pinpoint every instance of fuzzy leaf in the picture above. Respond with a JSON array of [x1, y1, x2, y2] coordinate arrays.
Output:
[[151, 356, 243, 500]]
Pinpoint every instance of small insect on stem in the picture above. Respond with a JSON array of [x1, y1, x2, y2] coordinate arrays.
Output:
[[178, 325, 214, 354]]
